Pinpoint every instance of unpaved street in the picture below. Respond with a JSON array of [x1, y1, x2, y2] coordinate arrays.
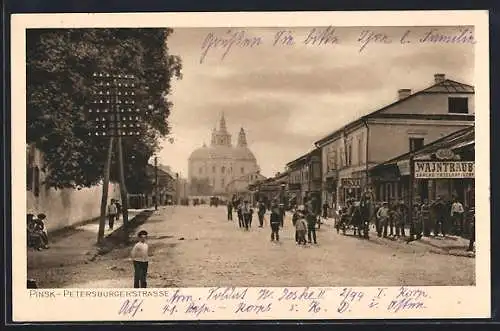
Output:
[[28, 205, 475, 288]]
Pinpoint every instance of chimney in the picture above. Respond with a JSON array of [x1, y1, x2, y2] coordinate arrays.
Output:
[[398, 88, 412, 100], [434, 73, 446, 84]]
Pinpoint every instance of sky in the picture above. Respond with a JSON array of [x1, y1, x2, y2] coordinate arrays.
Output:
[[156, 26, 475, 179]]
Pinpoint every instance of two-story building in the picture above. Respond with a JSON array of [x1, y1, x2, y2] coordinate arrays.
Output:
[[285, 148, 322, 206], [225, 171, 266, 203], [314, 73, 474, 207]]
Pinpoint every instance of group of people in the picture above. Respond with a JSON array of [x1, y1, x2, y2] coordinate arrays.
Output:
[[27, 213, 49, 251], [334, 192, 475, 251], [226, 194, 321, 245]]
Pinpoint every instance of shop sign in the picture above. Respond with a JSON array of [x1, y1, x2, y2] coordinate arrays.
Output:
[[341, 178, 361, 188], [414, 161, 474, 179]]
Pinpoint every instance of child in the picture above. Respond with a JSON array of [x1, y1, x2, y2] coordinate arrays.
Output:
[[294, 210, 308, 245], [131, 230, 149, 288], [36, 213, 49, 249]]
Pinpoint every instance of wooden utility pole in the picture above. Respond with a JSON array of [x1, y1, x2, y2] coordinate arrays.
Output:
[[117, 135, 129, 226], [154, 156, 158, 210], [88, 72, 140, 244], [98, 137, 114, 244]]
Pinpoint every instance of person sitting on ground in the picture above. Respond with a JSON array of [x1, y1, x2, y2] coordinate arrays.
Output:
[[36, 213, 49, 249], [27, 213, 42, 250]]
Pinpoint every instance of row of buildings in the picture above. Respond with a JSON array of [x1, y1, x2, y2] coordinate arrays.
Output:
[[248, 73, 475, 212]]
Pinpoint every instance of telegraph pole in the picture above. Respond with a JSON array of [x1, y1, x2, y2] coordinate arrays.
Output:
[[155, 156, 158, 211], [88, 72, 141, 244]]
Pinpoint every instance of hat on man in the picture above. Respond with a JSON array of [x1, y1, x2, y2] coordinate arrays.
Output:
[[138, 230, 148, 237]]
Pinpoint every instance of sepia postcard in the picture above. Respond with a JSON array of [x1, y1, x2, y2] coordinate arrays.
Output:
[[10, 10, 490, 322]]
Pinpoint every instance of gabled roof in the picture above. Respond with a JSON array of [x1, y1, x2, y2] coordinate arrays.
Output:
[[370, 125, 474, 172], [315, 78, 475, 147]]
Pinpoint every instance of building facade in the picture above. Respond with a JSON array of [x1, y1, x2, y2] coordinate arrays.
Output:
[[315, 73, 474, 207], [286, 148, 322, 206], [188, 113, 260, 196], [26, 144, 121, 232], [369, 126, 474, 208]]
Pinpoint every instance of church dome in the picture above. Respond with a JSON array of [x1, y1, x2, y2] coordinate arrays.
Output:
[[189, 145, 256, 161], [233, 146, 257, 161], [189, 145, 211, 160]]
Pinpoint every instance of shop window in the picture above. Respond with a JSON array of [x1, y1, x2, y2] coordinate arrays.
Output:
[[448, 97, 469, 114], [409, 138, 424, 152]]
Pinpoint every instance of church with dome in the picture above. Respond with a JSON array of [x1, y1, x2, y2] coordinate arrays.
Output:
[[188, 113, 262, 196]]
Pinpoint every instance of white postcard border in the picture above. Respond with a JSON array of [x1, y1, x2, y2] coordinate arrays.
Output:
[[10, 10, 490, 321]]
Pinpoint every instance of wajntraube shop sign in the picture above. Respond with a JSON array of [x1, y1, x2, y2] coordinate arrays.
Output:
[[414, 161, 475, 179]]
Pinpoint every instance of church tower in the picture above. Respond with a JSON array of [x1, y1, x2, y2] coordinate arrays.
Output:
[[211, 113, 232, 147], [237, 127, 248, 147]]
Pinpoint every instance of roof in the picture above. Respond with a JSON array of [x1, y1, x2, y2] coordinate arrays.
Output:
[[286, 148, 321, 168], [314, 78, 475, 147], [189, 145, 257, 161], [370, 125, 474, 171]]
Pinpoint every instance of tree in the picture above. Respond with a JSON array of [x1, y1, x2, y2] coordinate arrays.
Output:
[[26, 28, 182, 189]]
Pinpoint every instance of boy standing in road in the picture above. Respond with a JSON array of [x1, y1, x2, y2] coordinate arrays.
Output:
[[131, 230, 149, 288]]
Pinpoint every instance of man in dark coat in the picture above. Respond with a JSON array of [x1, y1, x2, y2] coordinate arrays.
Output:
[[270, 200, 281, 241], [227, 200, 233, 221], [306, 197, 318, 244], [257, 201, 266, 227]]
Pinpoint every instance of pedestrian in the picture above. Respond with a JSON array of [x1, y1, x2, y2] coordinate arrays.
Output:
[[242, 200, 251, 230], [407, 204, 423, 243], [373, 202, 382, 236], [131, 230, 149, 288], [107, 199, 118, 230], [451, 197, 465, 236], [376, 202, 390, 238], [420, 199, 431, 236], [257, 201, 266, 227], [237, 201, 244, 228], [270, 200, 281, 242], [431, 196, 447, 237], [227, 200, 233, 221], [279, 203, 285, 228], [27, 213, 43, 250], [467, 208, 475, 252], [322, 201, 328, 220], [306, 198, 318, 244], [295, 208, 308, 245], [115, 200, 122, 221]]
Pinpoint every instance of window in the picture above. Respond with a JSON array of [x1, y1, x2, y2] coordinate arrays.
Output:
[[212, 166, 216, 173], [221, 166, 225, 174], [358, 134, 363, 165], [199, 167, 203, 175], [347, 144, 352, 166], [448, 97, 468, 114], [241, 167, 244, 174], [221, 178, 225, 187], [409, 138, 424, 152]]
